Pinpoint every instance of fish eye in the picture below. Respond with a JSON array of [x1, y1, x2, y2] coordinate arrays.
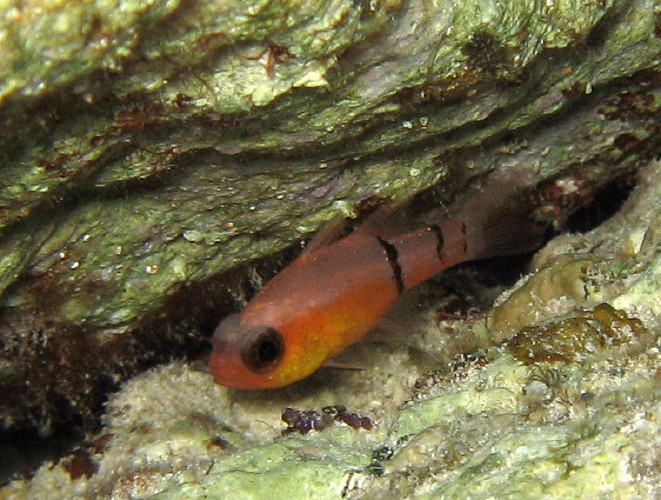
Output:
[[241, 326, 284, 373]]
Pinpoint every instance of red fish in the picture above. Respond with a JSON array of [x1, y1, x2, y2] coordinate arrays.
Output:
[[211, 186, 544, 389]]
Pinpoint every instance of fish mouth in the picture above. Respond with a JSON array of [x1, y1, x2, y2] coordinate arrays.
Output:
[[209, 351, 243, 388], [209, 350, 280, 389]]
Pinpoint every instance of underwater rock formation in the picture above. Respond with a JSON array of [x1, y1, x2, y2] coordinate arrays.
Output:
[[0, 0, 659, 457]]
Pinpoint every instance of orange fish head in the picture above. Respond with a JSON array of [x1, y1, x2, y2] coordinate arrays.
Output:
[[210, 313, 300, 389]]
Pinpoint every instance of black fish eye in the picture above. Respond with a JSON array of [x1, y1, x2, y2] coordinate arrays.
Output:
[[241, 326, 284, 373]]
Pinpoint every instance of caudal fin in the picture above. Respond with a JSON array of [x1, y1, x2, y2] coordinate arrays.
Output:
[[456, 176, 547, 260]]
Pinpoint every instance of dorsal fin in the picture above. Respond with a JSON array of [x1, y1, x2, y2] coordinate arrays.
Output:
[[297, 198, 412, 262], [352, 198, 412, 239], [296, 215, 350, 261]]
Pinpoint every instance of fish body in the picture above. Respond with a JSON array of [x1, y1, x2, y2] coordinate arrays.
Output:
[[211, 191, 543, 389]]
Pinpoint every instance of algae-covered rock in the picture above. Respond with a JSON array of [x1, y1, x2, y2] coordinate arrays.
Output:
[[2, 162, 659, 496], [505, 302, 649, 363], [487, 253, 603, 340], [0, 0, 660, 445]]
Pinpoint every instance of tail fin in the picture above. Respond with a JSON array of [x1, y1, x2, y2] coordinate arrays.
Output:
[[455, 174, 547, 260]]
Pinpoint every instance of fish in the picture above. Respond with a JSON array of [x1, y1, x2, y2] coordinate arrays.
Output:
[[210, 183, 545, 389]]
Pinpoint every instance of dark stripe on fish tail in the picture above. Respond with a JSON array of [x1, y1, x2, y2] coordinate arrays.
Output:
[[376, 237, 404, 294], [429, 224, 444, 259]]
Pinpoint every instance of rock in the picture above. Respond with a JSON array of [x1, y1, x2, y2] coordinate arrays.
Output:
[[0, 0, 659, 442]]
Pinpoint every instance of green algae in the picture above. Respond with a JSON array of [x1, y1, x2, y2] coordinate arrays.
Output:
[[155, 431, 373, 500], [506, 303, 648, 364], [1, 0, 659, 330], [393, 356, 528, 437], [614, 255, 661, 317], [6, 155, 444, 327], [1, 0, 660, 440], [4, 151, 661, 496], [487, 254, 603, 340], [156, 445, 340, 500]]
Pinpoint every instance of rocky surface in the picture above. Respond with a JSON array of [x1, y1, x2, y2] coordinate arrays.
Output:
[[0, 0, 659, 495], [2, 156, 659, 498]]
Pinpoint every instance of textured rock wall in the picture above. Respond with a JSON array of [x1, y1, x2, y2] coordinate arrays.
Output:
[[0, 0, 659, 433]]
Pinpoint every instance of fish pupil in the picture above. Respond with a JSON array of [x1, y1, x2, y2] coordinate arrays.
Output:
[[241, 326, 284, 372]]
